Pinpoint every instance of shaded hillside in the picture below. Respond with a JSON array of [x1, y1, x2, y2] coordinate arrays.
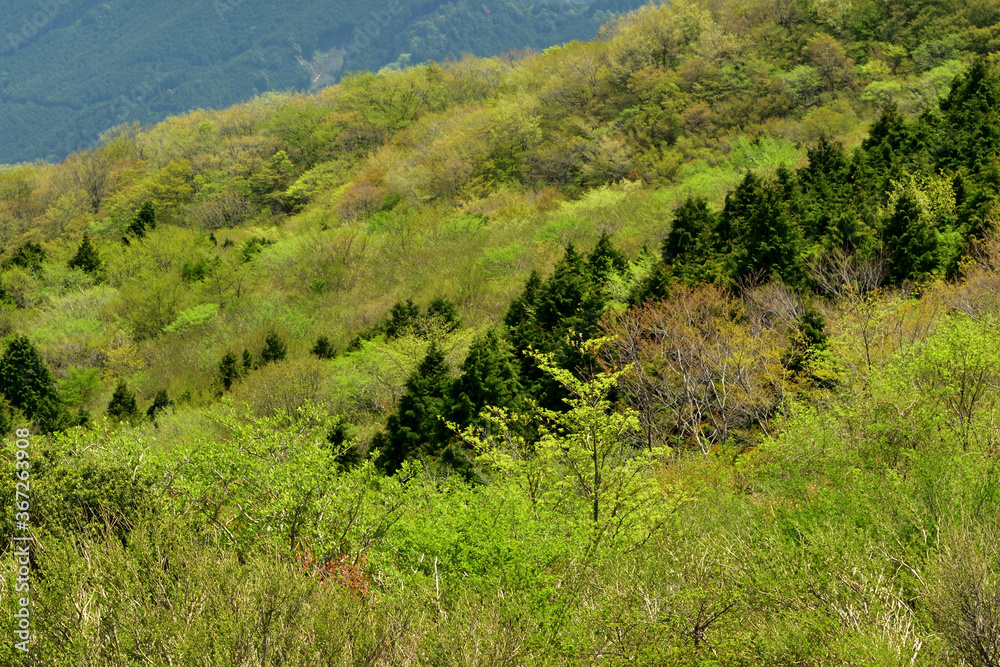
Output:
[[0, 0, 643, 164]]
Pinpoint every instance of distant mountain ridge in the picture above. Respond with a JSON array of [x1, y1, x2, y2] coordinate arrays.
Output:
[[0, 0, 644, 164]]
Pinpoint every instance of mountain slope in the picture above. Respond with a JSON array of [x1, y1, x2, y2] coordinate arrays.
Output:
[[0, 0, 643, 164], [3, 1, 1000, 664]]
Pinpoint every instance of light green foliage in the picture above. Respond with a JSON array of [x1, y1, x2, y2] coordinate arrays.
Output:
[[877, 313, 1000, 452], [457, 337, 677, 553], [163, 303, 220, 335], [163, 400, 411, 560], [59, 366, 103, 407]]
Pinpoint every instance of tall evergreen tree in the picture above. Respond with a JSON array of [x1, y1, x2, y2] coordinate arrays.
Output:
[[383, 299, 422, 339], [373, 343, 453, 474], [6, 242, 46, 274], [68, 232, 102, 275], [311, 336, 337, 360], [662, 197, 715, 263], [449, 329, 523, 429], [260, 333, 287, 364], [107, 382, 139, 422], [587, 232, 628, 282], [219, 352, 241, 391], [426, 297, 461, 332], [723, 172, 805, 286], [146, 389, 173, 421], [883, 191, 939, 282], [0, 399, 11, 436], [126, 201, 157, 239], [937, 60, 1000, 172], [0, 336, 59, 420], [505, 243, 611, 410]]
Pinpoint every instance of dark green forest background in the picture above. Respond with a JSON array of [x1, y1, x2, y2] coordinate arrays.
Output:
[[0, 0, 642, 164]]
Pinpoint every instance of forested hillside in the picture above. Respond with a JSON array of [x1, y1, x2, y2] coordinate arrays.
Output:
[[0, 0, 643, 164], [3, 0, 1000, 664]]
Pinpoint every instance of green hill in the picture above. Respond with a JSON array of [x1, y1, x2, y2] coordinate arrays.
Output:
[[0, 0, 643, 164], [3, 0, 1000, 663]]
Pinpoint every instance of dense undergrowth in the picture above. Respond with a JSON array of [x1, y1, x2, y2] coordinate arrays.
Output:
[[3, 0, 1000, 664]]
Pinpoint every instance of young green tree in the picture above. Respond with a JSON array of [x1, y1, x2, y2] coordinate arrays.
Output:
[[68, 232, 102, 275], [456, 336, 675, 552]]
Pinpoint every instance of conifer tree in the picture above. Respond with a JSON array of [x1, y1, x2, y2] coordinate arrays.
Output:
[[107, 382, 139, 421], [146, 389, 173, 421], [505, 243, 610, 410], [0, 335, 59, 420], [587, 232, 628, 282], [68, 232, 102, 274], [0, 400, 10, 436], [426, 297, 461, 332], [662, 197, 715, 263], [311, 336, 337, 360], [6, 242, 46, 274], [219, 352, 240, 391], [126, 201, 157, 238], [884, 191, 939, 282], [374, 343, 453, 474], [723, 172, 805, 286], [384, 299, 422, 339], [938, 60, 1000, 172], [786, 307, 830, 378], [533, 244, 604, 336], [449, 329, 523, 428], [242, 349, 254, 372], [327, 422, 364, 468], [260, 333, 287, 364]]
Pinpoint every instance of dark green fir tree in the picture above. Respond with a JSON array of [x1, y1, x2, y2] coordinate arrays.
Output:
[[311, 336, 337, 360], [68, 232, 102, 274], [883, 191, 939, 282], [260, 333, 287, 364], [219, 352, 241, 391], [107, 382, 139, 421], [373, 343, 453, 474], [126, 201, 157, 239], [449, 329, 523, 429], [0, 336, 59, 420]]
